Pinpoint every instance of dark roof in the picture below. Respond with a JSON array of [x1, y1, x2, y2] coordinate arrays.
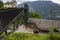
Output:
[[27, 18, 60, 30], [27, 18, 60, 23]]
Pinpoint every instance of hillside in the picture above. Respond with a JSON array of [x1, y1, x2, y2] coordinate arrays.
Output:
[[18, 1, 60, 21]]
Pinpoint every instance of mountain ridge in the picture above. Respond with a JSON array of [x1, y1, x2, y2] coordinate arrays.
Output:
[[18, 1, 60, 21]]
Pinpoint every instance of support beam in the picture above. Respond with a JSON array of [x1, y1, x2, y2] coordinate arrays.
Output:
[[16, 18, 19, 29], [24, 4, 29, 28], [5, 29, 7, 35], [0, 37, 1, 40], [13, 21, 16, 30], [13, 21, 18, 30]]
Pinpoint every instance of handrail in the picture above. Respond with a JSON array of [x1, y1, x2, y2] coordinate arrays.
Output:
[[0, 4, 29, 35], [0, 8, 23, 13], [0, 10, 24, 33]]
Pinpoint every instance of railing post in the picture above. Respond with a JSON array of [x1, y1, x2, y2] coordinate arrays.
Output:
[[16, 18, 19, 28], [5, 29, 7, 35], [13, 20, 18, 30], [24, 4, 29, 28], [13, 21, 17, 30]]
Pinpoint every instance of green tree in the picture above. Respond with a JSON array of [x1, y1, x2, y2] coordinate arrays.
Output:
[[0, 1, 3, 9], [29, 12, 42, 19]]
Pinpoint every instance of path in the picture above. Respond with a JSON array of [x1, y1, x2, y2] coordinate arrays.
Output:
[[14, 25, 34, 33]]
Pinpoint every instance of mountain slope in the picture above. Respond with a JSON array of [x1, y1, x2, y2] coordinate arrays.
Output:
[[18, 1, 60, 21]]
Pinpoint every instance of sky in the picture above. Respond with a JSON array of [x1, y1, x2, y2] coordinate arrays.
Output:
[[1, 0, 60, 4], [51, 0, 60, 4]]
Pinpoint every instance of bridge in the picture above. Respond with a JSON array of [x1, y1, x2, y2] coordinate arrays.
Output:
[[0, 4, 29, 35], [0, 4, 60, 40]]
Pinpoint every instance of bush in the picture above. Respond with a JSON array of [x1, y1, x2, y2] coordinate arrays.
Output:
[[0, 1, 3, 9], [53, 33, 60, 40], [29, 12, 42, 19], [3, 33, 50, 40], [15, 12, 42, 25], [49, 27, 60, 40]]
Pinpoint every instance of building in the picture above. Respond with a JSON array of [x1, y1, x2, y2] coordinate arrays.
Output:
[[4, 0, 17, 8], [27, 18, 60, 32]]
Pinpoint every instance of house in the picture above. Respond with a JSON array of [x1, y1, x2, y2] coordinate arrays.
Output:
[[4, 0, 17, 8], [27, 18, 60, 32]]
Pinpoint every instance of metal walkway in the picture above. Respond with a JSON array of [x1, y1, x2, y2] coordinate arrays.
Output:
[[0, 4, 29, 35]]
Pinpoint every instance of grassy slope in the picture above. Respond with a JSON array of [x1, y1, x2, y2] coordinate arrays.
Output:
[[3, 33, 50, 40]]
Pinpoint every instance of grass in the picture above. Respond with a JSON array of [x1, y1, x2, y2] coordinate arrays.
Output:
[[49, 32, 60, 40], [2, 32, 60, 40], [3, 33, 50, 40]]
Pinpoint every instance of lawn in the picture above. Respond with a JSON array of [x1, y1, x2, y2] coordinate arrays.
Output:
[[3, 33, 50, 40], [3, 32, 60, 40]]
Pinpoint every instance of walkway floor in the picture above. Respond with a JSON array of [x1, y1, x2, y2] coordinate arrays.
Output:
[[14, 25, 34, 34], [7, 25, 48, 34]]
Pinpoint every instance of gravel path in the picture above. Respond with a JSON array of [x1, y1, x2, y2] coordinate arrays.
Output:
[[14, 25, 48, 35], [15, 25, 34, 33]]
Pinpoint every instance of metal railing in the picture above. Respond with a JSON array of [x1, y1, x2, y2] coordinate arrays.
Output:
[[0, 4, 29, 35]]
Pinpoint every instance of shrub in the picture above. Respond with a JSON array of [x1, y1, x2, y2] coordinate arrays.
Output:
[[0, 1, 3, 9], [29, 12, 42, 18], [49, 27, 60, 40]]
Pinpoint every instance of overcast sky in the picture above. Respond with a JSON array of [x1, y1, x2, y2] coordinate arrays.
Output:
[[1, 0, 60, 4]]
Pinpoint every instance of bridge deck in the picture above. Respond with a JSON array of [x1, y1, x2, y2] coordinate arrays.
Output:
[[0, 8, 24, 33]]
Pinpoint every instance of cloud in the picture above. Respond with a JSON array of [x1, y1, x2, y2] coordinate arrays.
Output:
[[2, 0, 48, 4], [39, 0, 50, 1], [16, 0, 38, 2], [16, 0, 38, 4], [51, 0, 60, 4], [16, 0, 60, 4]]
